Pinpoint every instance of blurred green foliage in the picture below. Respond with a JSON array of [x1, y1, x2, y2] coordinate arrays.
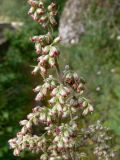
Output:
[[0, 0, 120, 159]]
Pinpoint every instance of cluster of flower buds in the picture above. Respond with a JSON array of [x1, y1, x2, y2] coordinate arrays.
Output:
[[81, 121, 115, 160], [69, 97, 94, 116], [33, 75, 57, 101], [47, 2, 57, 26], [28, 0, 57, 28], [49, 85, 70, 104], [82, 98, 94, 116], [48, 121, 77, 153], [31, 33, 61, 76], [63, 65, 86, 94], [9, 134, 47, 156]]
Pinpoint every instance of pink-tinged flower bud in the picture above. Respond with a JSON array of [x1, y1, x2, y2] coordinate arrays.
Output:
[[60, 89, 67, 97], [40, 66, 47, 75], [35, 92, 43, 101], [28, 0, 39, 7], [32, 106, 41, 112], [21, 126, 27, 135], [8, 139, 17, 148], [27, 113, 34, 119], [49, 57, 56, 67], [36, 8, 44, 15], [49, 47, 60, 57], [28, 7, 35, 15], [42, 46, 50, 54], [38, 16, 47, 23], [39, 57, 46, 66], [64, 87, 71, 94], [19, 120, 28, 126], [31, 66, 39, 75], [53, 37, 61, 44], [26, 121, 32, 129], [55, 127, 61, 134], [31, 36, 39, 42], [13, 148, 20, 156], [62, 137, 69, 143], [48, 3, 56, 11], [57, 104, 63, 112], [88, 105, 94, 112], [33, 85, 41, 92], [33, 12, 38, 21], [65, 73, 73, 83], [35, 43, 42, 54], [51, 88, 58, 96], [49, 97, 56, 104]]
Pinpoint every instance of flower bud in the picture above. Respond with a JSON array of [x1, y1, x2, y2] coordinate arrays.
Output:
[[53, 37, 61, 44], [48, 3, 56, 11], [82, 108, 89, 116], [28, 0, 39, 7], [35, 92, 44, 101], [49, 97, 56, 104], [38, 16, 47, 23], [21, 126, 27, 135], [33, 12, 38, 21], [27, 113, 34, 119], [59, 96, 64, 104], [32, 66, 39, 75], [88, 105, 94, 112], [33, 85, 41, 92], [32, 106, 41, 112], [13, 148, 20, 156], [49, 16, 57, 26], [38, 1, 44, 8], [82, 101, 88, 108], [57, 104, 63, 112], [35, 43, 42, 54], [49, 57, 56, 67], [51, 88, 58, 96], [42, 46, 50, 54], [36, 8, 44, 15], [28, 7, 35, 15], [40, 66, 47, 75], [49, 47, 60, 57], [26, 121, 32, 129], [60, 89, 67, 97], [19, 120, 28, 126], [39, 56, 47, 66]]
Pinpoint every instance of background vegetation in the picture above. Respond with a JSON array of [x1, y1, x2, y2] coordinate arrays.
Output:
[[0, 0, 120, 159]]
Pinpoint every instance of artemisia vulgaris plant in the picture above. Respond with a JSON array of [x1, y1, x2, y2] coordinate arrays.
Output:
[[9, 0, 115, 160]]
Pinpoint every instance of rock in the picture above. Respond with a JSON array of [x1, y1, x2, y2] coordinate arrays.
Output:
[[59, 0, 90, 44]]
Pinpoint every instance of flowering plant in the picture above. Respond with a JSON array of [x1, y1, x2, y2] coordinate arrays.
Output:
[[9, 0, 115, 160]]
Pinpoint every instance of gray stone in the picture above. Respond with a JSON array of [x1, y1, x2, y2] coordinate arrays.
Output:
[[59, 0, 90, 44]]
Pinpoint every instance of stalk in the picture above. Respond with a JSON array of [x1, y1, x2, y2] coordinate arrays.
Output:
[[8, 1, 116, 160]]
